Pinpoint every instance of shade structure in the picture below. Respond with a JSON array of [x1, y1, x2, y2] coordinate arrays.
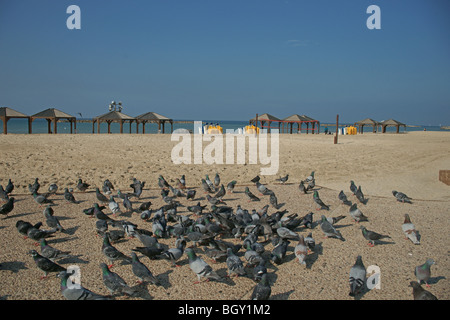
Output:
[[0, 107, 32, 134], [30, 108, 77, 134], [354, 118, 381, 134], [282, 114, 320, 134], [249, 113, 281, 133], [135, 112, 173, 134], [380, 119, 406, 133], [92, 110, 136, 134]]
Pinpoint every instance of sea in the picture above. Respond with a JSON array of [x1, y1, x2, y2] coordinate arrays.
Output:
[[1, 118, 447, 134]]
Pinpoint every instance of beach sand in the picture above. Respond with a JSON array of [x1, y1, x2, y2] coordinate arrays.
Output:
[[0, 131, 449, 300]]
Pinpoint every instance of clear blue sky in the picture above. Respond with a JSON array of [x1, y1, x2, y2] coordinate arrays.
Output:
[[1, 0, 449, 125]]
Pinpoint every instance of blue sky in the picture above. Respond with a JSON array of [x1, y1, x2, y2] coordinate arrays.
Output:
[[1, 0, 449, 125]]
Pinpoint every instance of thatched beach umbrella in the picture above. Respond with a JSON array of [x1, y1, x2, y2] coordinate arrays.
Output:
[[380, 119, 406, 133], [31, 108, 77, 134], [92, 110, 136, 134], [354, 118, 381, 134], [0, 107, 32, 134], [135, 112, 173, 134]]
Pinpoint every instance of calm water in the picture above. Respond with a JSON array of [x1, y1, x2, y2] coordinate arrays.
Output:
[[1, 118, 446, 134]]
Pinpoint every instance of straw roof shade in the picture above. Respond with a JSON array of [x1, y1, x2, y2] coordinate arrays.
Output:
[[92, 110, 136, 134], [380, 119, 406, 133], [0, 107, 32, 134], [135, 112, 173, 134], [354, 118, 381, 134], [249, 113, 281, 133], [282, 114, 320, 134], [30, 108, 77, 134]]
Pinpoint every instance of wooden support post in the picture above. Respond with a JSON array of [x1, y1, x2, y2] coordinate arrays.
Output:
[[334, 114, 339, 144], [28, 117, 32, 134]]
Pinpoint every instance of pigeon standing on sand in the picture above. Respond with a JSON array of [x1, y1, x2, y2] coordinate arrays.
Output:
[[39, 239, 71, 261], [320, 215, 345, 241], [414, 259, 435, 288], [76, 179, 90, 192], [29, 249, 66, 279], [350, 180, 357, 195], [48, 184, 58, 195], [108, 196, 121, 216], [393, 190, 412, 204], [349, 203, 368, 222], [253, 260, 267, 282], [0, 197, 15, 218], [294, 235, 308, 265], [305, 171, 315, 183], [30, 178, 41, 194], [186, 189, 196, 201], [338, 190, 352, 206], [64, 188, 77, 204], [251, 175, 260, 184], [409, 281, 438, 300], [270, 238, 290, 265], [102, 234, 131, 268], [355, 186, 367, 204], [94, 203, 115, 222], [58, 270, 110, 300], [214, 173, 221, 188], [160, 238, 186, 267], [226, 248, 246, 277], [251, 273, 271, 300], [276, 174, 289, 184], [226, 180, 237, 193], [360, 226, 391, 247], [402, 214, 420, 245], [349, 255, 366, 297], [32, 191, 53, 206], [304, 232, 315, 252], [313, 190, 329, 210], [201, 179, 214, 194], [5, 179, 14, 194], [96, 188, 110, 204], [245, 187, 260, 202], [299, 180, 307, 194], [0, 185, 9, 202], [123, 195, 133, 213], [185, 248, 222, 283], [44, 206, 65, 232], [100, 262, 136, 296]]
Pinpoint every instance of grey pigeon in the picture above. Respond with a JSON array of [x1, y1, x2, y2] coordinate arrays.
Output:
[[402, 213, 420, 245], [64, 188, 77, 204], [100, 262, 135, 296], [355, 186, 367, 204], [96, 188, 109, 203], [4, 179, 14, 194], [269, 192, 281, 209], [275, 174, 289, 184], [58, 270, 110, 300], [214, 184, 226, 200], [244, 241, 264, 267], [226, 180, 237, 193], [313, 190, 329, 210], [270, 238, 289, 265], [201, 178, 214, 194], [251, 175, 260, 184], [94, 203, 115, 222], [256, 182, 271, 196], [27, 225, 58, 243], [320, 215, 345, 241], [205, 175, 215, 192], [294, 235, 308, 265], [414, 259, 435, 287], [102, 234, 131, 267], [350, 180, 357, 195], [299, 180, 307, 194], [304, 232, 315, 252], [132, 246, 164, 261], [225, 248, 245, 278], [48, 183, 58, 195], [0, 185, 9, 202], [30, 249, 66, 279], [276, 226, 300, 241], [326, 215, 346, 225], [245, 187, 260, 202], [300, 212, 314, 229], [409, 281, 438, 300], [108, 196, 121, 216], [214, 173, 220, 187], [0, 197, 15, 218], [393, 190, 412, 204], [349, 203, 368, 222], [160, 238, 186, 267], [338, 190, 352, 206], [32, 191, 53, 206], [251, 273, 271, 300], [185, 247, 222, 283], [349, 255, 366, 297], [30, 178, 40, 194], [305, 171, 315, 183], [253, 260, 267, 282], [76, 179, 90, 192], [123, 195, 133, 213], [186, 189, 196, 201], [44, 206, 65, 232], [360, 226, 391, 247], [39, 239, 71, 261], [16, 220, 41, 238]]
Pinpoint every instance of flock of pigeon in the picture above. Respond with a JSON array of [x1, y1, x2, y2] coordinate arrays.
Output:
[[0, 172, 439, 300]]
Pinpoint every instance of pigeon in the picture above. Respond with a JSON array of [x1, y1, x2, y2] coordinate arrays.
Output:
[[214, 184, 226, 200], [39, 239, 71, 261], [179, 174, 186, 187], [299, 180, 307, 194], [306, 179, 315, 192], [360, 226, 391, 247], [409, 281, 438, 300], [76, 179, 90, 192], [32, 191, 53, 206], [186, 189, 196, 201], [0, 185, 9, 202], [137, 201, 152, 213], [313, 190, 329, 210], [269, 193, 281, 209], [245, 187, 260, 202], [122, 195, 133, 213], [29, 249, 66, 279], [95, 188, 109, 203], [305, 171, 315, 183], [393, 190, 412, 204], [27, 225, 58, 243], [185, 247, 222, 283], [276, 226, 300, 241], [104, 179, 115, 192], [160, 238, 186, 267], [326, 215, 346, 225], [320, 215, 345, 241], [244, 241, 264, 267], [225, 247, 246, 277], [4, 179, 14, 194], [300, 212, 314, 229], [251, 175, 260, 184], [256, 182, 270, 196], [0, 197, 14, 218], [338, 190, 352, 206], [201, 179, 214, 194], [275, 174, 289, 184], [30, 178, 40, 194], [304, 232, 315, 252], [108, 196, 121, 216], [226, 180, 237, 193], [94, 203, 115, 222], [349, 255, 366, 297], [158, 175, 170, 190], [16, 220, 41, 238], [251, 273, 271, 300], [294, 235, 308, 265], [414, 259, 435, 287], [253, 260, 268, 282], [44, 206, 65, 232], [132, 246, 164, 261], [187, 202, 207, 216], [270, 238, 290, 265], [95, 219, 109, 237], [349, 203, 368, 222], [350, 180, 358, 195], [64, 188, 77, 204], [102, 234, 131, 267], [402, 213, 420, 245], [355, 186, 367, 204], [100, 262, 135, 296], [130, 178, 145, 198], [205, 175, 215, 192], [48, 183, 58, 195], [214, 173, 221, 187], [58, 270, 110, 300], [206, 194, 225, 206]]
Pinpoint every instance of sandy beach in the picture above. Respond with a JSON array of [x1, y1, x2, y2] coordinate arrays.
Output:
[[0, 131, 449, 300]]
